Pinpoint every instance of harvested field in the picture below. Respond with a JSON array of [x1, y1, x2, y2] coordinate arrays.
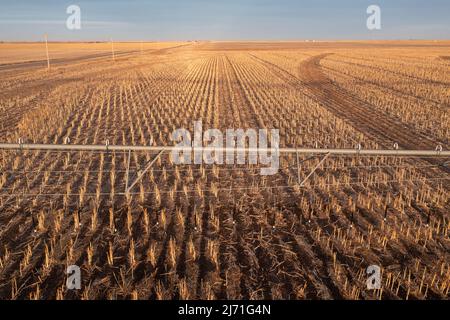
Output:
[[0, 42, 187, 65], [0, 41, 449, 300]]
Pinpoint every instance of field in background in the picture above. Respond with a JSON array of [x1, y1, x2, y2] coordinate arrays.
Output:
[[0, 42, 188, 64], [0, 41, 449, 300]]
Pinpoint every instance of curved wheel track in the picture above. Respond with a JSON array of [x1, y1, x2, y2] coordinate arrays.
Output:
[[298, 54, 447, 150], [249, 53, 450, 180]]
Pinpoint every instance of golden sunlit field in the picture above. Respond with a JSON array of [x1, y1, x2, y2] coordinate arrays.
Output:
[[0, 42, 187, 64], [0, 41, 449, 300]]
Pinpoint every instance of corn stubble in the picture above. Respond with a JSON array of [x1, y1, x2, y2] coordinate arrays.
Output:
[[0, 41, 448, 300]]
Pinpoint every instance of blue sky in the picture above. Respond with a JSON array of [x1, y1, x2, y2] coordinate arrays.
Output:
[[0, 0, 449, 41]]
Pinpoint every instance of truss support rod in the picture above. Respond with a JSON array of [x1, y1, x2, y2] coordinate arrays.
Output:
[[124, 150, 131, 194], [126, 149, 164, 194], [0, 143, 449, 157], [300, 153, 331, 187]]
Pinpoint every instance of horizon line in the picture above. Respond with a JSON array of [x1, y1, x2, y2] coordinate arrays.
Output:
[[1, 39, 450, 43]]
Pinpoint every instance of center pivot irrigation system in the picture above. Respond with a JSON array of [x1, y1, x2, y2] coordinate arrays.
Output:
[[1, 142, 448, 197]]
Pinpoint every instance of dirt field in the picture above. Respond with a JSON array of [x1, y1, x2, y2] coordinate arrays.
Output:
[[0, 41, 448, 300]]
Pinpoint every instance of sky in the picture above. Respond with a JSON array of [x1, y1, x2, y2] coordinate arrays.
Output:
[[0, 0, 449, 41]]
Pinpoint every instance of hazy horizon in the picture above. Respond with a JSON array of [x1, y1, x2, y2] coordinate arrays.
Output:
[[2, 40, 450, 43]]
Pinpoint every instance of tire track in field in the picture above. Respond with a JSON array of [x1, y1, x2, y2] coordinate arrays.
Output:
[[248, 54, 450, 183], [321, 60, 449, 111], [304, 55, 448, 149], [298, 54, 450, 172], [328, 55, 450, 88]]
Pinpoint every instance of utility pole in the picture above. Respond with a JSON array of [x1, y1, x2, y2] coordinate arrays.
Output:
[[111, 38, 115, 61], [44, 34, 50, 70]]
